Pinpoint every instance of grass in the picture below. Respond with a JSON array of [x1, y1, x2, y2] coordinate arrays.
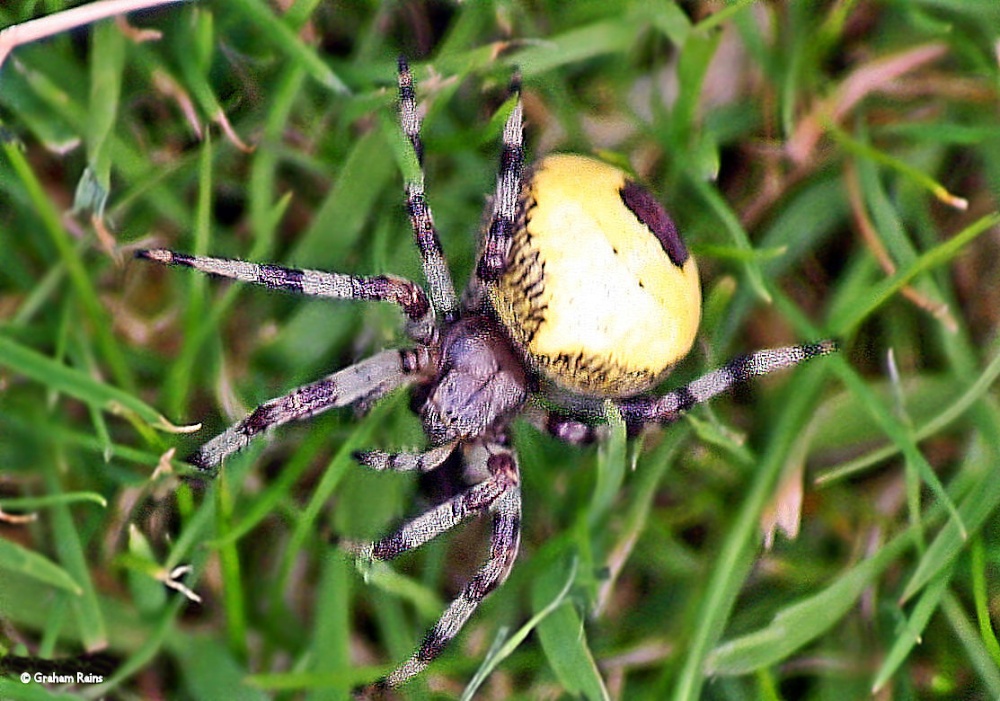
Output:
[[2, 1, 1000, 699]]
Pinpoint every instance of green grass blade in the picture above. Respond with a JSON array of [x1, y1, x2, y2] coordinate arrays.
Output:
[[688, 178, 770, 303], [871, 567, 951, 693], [462, 557, 578, 701], [225, 0, 348, 93], [669, 358, 833, 701], [42, 456, 106, 651], [0, 538, 82, 596], [900, 448, 1000, 602], [942, 592, 1000, 697], [707, 530, 912, 675], [533, 551, 609, 701], [970, 537, 1000, 668], [830, 212, 1000, 335], [0, 334, 187, 433], [2, 141, 133, 392]]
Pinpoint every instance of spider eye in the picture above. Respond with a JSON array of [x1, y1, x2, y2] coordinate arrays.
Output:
[[619, 180, 688, 268]]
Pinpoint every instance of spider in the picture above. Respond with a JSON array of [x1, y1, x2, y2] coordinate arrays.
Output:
[[137, 57, 836, 691]]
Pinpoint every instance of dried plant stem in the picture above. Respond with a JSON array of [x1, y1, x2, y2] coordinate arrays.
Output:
[[0, 0, 189, 68]]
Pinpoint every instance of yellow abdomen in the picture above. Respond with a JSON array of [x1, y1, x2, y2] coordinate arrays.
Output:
[[488, 154, 701, 398]]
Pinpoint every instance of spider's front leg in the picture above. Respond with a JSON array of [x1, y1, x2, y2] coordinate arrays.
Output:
[[348, 441, 522, 691], [136, 249, 436, 343], [182, 348, 434, 472], [475, 70, 525, 283], [396, 56, 459, 322]]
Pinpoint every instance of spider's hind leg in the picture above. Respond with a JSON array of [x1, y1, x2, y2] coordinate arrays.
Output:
[[615, 341, 838, 431], [522, 404, 605, 445], [349, 441, 522, 689]]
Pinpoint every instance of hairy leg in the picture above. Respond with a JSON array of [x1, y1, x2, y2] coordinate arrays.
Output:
[[522, 404, 604, 445], [475, 71, 525, 282], [353, 442, 456, 472], [523, 342, 837, 443], [616, 341, 838, 430], [348, 442, 522, 690], [396, 56, 459, 322], [136, 249, 436, 343], [187, 348, 434, 472]]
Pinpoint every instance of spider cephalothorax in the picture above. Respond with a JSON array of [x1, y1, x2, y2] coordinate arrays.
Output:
[[138, 57, 835, 692], [419, 315, 529, 445]]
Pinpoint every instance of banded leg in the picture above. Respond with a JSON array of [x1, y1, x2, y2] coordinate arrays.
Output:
[[135, 249, 435, 343], [475, 71, 525, 282], [353, 442, 456, 472], [350, 442, 522, 690], [616, 341, 838, 431], [186, 348, 434, 472], [396, 56, 459, 322]]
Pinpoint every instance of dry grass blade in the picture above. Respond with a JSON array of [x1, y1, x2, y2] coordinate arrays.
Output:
[[0, 0, 190, 68]]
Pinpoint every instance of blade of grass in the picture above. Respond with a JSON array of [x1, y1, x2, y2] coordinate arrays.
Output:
[[816, 336, 1000, 484], [776, 292, 968, 540], [202, 423, 329, 549], [172, 633, 270, 701], [163, 132, 213, 419], [830, 212, 1000, 335], [225, 0, 348, 93], [533, 550, 609, 701], [158, 68, 304, 401], [708, 436, 997, 679], [0, 538, 83, 596], [832, 123, 968, 210], [688, 178, 770, 304], [899, 442, 1000, 602], [706, 529, 913, 675], [462, 556, 578, 701], [668, 357, 834, 701], [0, 334, 191, 434], [595, 425, 689, 617], [0, 493, 107, 511], [304, 552, 353, 698], [500, 18, 637, 77], [2, 141, 133, 392], [941, 591, 1000, 697], [970, 537, 1000, 668], [589, 402, 627, 526], [871, 566, 951, 693], [278, 391, 410, 598], [43, 451, 107, 651], [214, 467, 247, 660], [74, 18, 125, 219]]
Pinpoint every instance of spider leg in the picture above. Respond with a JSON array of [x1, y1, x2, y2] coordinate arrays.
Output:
[[616, 341, 838, 430], [475, 70, 525, 282], [396, 56, 459, 322], [349, 442, 522, 689], [186, 348, 434, 472], [522, 404, 604, 445], [353, 442, 456, 472], [135, 249, 435, 343]]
